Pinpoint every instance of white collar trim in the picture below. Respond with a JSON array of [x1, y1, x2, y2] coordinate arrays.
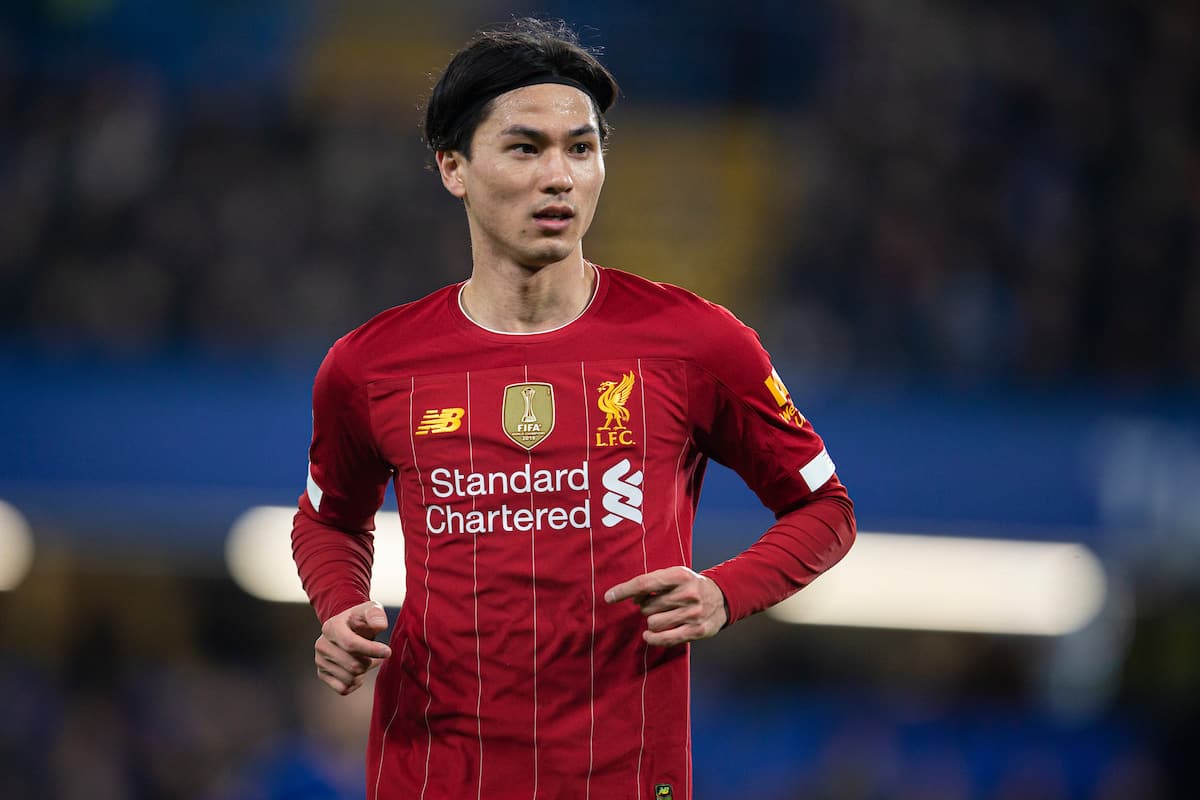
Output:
[[457, 263, 601, 336]]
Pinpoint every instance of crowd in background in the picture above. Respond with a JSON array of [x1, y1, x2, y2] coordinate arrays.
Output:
[[781, 1, 1200, 384], [1, 0, 1197, 384]]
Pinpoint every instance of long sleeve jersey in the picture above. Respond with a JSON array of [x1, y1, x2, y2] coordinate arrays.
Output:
[[292, 264, 855, 800]]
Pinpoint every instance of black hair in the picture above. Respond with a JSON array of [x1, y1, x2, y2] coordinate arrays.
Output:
[[423, 18, 619, 157]]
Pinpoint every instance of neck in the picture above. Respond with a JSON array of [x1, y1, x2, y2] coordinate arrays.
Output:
[[461, 252, 595, 333]]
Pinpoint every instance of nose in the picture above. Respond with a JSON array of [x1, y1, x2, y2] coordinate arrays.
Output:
[[540, 150, 574, 194]]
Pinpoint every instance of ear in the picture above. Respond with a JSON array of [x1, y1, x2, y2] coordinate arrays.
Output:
[[436, 150, 468, 199]]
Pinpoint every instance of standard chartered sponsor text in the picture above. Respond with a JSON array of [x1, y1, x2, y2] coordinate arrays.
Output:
[[426, 462, 591, 534], [430, 463, 588, 498], [426, 502, 591, 534]]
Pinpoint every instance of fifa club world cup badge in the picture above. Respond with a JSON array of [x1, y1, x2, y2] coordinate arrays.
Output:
[[502, 382, 555, 450], [654, 784, 674, 800]]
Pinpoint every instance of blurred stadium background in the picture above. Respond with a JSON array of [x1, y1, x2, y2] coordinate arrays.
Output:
[[1, 1, 1198, 797]]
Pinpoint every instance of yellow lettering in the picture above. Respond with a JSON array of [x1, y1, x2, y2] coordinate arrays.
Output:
[[596, 429, 636, 447], [764, 368, 790, 408]]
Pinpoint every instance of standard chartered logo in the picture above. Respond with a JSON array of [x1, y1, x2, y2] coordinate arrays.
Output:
[[601, 458, 643, 527], [421, 459, 646, 534], [425, 462, 590, 534]]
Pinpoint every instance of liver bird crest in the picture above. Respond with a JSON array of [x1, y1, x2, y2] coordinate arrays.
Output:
[[597, 371, 636, 430]]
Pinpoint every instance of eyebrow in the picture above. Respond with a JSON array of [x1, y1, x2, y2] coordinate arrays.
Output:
[[499, 124, 599, 140]]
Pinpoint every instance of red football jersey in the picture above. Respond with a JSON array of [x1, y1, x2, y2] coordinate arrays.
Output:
[[293, 265, 854, 799]]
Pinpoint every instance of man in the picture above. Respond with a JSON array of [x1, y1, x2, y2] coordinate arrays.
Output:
[[292, 18, 855, 800]]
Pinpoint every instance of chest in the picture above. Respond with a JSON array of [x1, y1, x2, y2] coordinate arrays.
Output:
[[366, 358, 690, 478]]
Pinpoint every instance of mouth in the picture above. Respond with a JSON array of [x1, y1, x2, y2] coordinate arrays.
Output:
[[532, 205, 576, 232]]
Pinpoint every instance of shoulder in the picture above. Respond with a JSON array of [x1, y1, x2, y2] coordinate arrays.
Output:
[[600, 266, 752, 335], [599, 265, 766, 372], [325, 283, 460, 378]]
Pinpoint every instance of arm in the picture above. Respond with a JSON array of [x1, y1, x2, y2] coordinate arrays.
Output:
[[293, 511, 392, 695], [604, 484, 854, 646], [292, 509, 375, 624], [703, 479, 855, 624], [291, 341, 394, 692], [606, 304, 856, 645]]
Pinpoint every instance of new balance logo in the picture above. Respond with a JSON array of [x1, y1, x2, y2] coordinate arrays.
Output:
[[601, 458, 643, 527], [415, 407, 465, 435]]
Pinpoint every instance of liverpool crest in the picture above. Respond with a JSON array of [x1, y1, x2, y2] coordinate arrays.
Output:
[[502, 382, 555, 450], [596, 371, 636, 447]]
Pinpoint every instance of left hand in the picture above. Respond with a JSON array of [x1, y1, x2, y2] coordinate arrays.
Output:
[[604, 566, 728, 647]]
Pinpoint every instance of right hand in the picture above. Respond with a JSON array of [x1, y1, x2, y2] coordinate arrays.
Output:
[[314, 600, 393, 695]]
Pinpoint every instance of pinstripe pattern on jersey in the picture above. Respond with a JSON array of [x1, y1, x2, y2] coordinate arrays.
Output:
[[525, 364, 540, 799], [581, 360, 597, 799], [409, 377, 435, 800], [467, 371, 485, 800], [634, 358, 650, 799], [373, 639, 410, 800]]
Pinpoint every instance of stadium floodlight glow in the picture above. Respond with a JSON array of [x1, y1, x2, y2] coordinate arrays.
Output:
[[228, 512, 1106, 636], [0, 499, 35, 591], [767, 532, 1107, 635], [226, 506, 406, 607]]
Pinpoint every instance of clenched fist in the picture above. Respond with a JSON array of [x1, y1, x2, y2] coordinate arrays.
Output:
[[314, 600, 392, 695]]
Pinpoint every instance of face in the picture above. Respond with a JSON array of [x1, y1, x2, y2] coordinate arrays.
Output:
[[437, 83, 605, 270]]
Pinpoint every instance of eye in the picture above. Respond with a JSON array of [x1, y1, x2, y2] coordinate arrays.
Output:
[[511, 143, 537, 155], [570, 142, 593, 155]]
